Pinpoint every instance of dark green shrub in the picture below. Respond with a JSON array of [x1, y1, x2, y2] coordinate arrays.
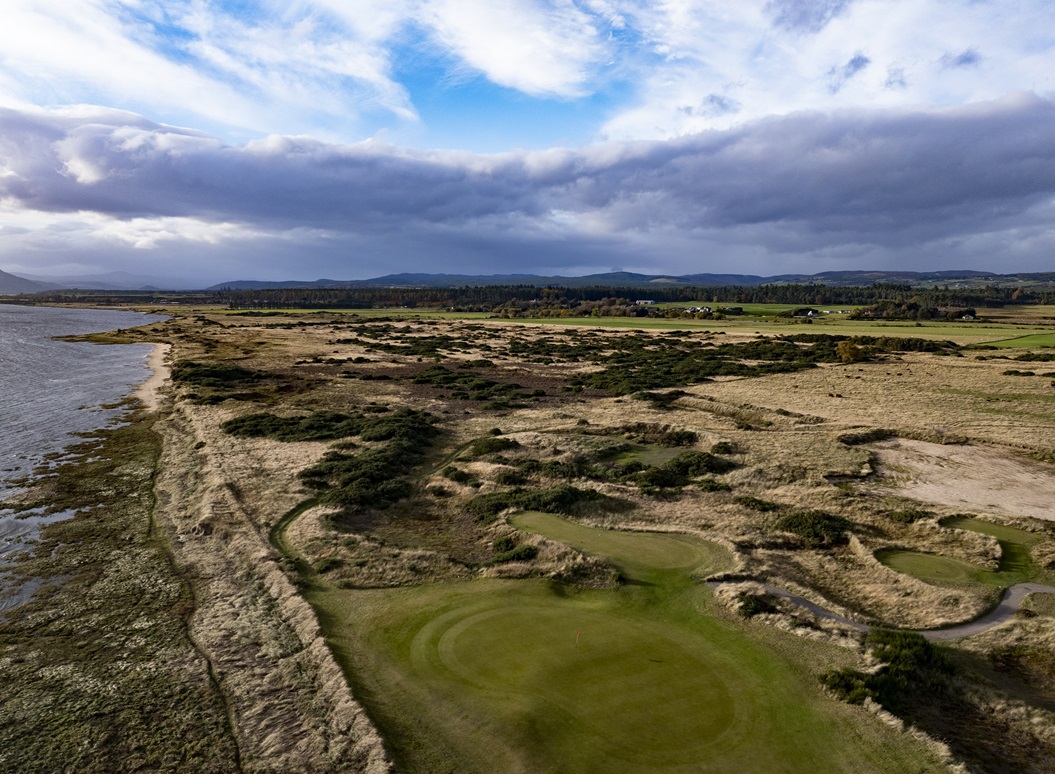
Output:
[[819, 668, 873, 705], [492, 536, 517, 553], [734, 495, 781, 512], [494, 469, 529, 486], [666, 451, 737, 476], [820, 629, 953, 709], [774, 510, 851, 547], [315, 557, 343, 574], [441, 466, 476, 484], [737, 592, 778, 618], [710, 441, 737, 455], [697, 478, 732, 492], [494, 544, 538, 563], [468, 436, 521, 457], [172, 361, 265, 387], [888, 508, 931, 524], [836, 428, 896, 446], [465, 484, 612, 522], [222, 411, 364, 441]]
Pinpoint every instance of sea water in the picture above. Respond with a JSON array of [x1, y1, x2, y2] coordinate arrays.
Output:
[[0, 304, 165, 607]]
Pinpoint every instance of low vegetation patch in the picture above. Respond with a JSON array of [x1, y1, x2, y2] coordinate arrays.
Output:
[[172, 360, 266, 387], [467, 435, 521, 457], [774, 510, 851, 547], [465, 484, 618, 521], [737, 592, 779, 618], [887, 507, 932, 524], [821, 629, 954, 709], [734, 495, 782, 512], [836, 428, 897, 446], [294, 409, 440, 511]]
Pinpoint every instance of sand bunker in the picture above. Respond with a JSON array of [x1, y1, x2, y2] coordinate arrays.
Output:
[[869, 439, 1055, 522]]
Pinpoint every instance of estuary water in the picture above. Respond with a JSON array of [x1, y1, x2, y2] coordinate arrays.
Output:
[[0, 304, 164, 606]]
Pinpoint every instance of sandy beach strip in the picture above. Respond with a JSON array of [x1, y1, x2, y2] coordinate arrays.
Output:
[[136, 343, 171, 412]]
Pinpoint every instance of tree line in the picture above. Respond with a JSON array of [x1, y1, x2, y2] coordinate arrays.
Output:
[[220, 282, 1055, 310]]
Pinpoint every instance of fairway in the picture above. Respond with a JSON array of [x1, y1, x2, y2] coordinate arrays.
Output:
[[309, 514, 944, 773]]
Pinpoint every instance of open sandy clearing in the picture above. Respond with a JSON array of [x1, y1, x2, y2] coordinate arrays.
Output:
[[868, 439, 1055, 521]]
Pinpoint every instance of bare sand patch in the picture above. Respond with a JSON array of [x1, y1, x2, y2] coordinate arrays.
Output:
[[868, 439, 1055, 522], [135, 342, 170, 411]]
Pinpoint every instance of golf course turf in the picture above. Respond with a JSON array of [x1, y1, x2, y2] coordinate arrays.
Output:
[[876, 516, 1041, 589], [297, 512, 942, 772]]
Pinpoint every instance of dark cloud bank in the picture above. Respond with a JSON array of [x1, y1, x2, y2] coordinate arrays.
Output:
[[2, 93, 1054, 281]]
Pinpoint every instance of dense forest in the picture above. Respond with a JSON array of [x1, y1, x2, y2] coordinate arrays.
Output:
[[219, 283, 1055, 311], [11, 282, 1055, 312]]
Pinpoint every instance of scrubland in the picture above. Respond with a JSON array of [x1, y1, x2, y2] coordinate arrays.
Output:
[[5, 307, 1055, 772]]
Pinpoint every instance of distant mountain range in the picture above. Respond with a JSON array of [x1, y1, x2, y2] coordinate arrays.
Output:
[[4, 268, 1055, 295], [206, 269, 1055, 291], [0, 269, 59, 294]]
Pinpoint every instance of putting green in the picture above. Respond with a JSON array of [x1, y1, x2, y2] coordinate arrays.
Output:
[[512, 510, 716, 575], [419, 603, 739, 767], [875, 548, 984, 585], [877, 517, 1040, 587]]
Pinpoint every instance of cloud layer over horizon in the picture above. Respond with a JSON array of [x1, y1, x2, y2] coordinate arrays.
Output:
[[1, 1, 1053, 284]]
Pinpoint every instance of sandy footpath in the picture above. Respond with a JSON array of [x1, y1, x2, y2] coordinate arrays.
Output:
[[136, 343, 170, 412], [868, 438, 1055, 522]]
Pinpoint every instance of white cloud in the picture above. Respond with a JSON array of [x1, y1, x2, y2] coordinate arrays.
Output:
[[3, 95, 1055, 283], [599, 0, 1055, 140], [418, 0, 609, 97]]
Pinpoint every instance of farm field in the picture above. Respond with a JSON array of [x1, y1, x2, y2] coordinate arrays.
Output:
[[8, 305, 1055, 772], [981, 332, 1055, 348], [146, 301, 1055, 345]]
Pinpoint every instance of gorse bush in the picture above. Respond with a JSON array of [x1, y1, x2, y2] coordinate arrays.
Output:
[[835, 428, 897, 446], [774, 510, 851, 547], [734, 496, 782, 512], [888, 508, 932, 524], [821, 629, 954, 709], [465, 484, 614, 522], [222, 411, 365, 441], [737, 592, 778, 618], [172, 361, 266, 388], [468, 436, 521, 457], [243, 408, 445, 512], [493, 544, 539, 563]]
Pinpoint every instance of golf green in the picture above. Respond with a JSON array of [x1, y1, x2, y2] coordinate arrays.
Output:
[[875, 548, 984, 585], [310, 513, 944, 772], [876, 516, 1040, 587]]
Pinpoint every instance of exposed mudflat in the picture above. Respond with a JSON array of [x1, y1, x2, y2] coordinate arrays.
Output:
[[868, 438, 1055, 522]]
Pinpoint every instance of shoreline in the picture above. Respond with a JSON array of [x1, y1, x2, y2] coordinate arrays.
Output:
[[136, 342, 171, 412]]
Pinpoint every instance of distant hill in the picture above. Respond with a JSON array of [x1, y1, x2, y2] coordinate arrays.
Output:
[[14, 271, 190, 290], [0, 269, 54, 294], [207, 269, 1055, 291]]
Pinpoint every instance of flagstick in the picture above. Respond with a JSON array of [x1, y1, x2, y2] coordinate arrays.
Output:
[[576, 630, 581, 648]]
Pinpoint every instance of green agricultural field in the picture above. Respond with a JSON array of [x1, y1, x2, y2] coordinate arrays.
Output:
[[305, 513, 943, 773], [979, 332, 1055, 348], [658, 302, 865, 317]]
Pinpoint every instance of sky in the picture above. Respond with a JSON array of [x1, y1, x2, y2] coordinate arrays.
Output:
[[0, 0, 1053, 287]]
